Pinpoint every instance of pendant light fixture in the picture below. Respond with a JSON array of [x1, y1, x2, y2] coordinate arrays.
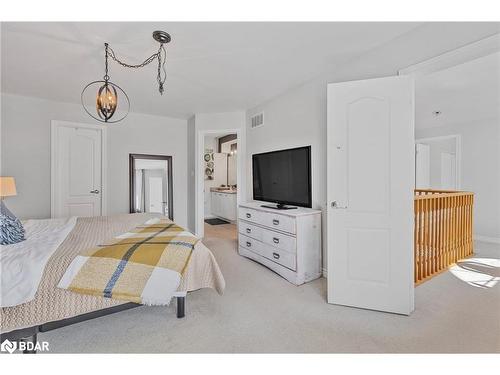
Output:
[[81, 30, 171, 123]]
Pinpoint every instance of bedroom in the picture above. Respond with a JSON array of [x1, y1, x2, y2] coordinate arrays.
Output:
[[1, 2, 499, 373]]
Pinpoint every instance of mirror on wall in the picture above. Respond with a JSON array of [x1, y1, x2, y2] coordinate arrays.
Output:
[[129, 154, 173, 220], [221, 139, 237, 186]]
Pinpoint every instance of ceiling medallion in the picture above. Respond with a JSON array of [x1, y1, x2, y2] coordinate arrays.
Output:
[[81, 31, 171, 123]]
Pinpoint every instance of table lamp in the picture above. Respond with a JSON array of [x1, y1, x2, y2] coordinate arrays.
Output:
[[0, 177, 17, 217]]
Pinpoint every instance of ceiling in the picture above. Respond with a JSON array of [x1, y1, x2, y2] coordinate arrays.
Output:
[[416, 51, 500, 128], [1, 22, 421, 119]]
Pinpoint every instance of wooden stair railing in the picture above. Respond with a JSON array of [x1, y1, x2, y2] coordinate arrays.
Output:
[[414, 189, 474, 284]]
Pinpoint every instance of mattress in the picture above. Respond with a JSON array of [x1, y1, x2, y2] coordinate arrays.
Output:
[[0, 213, 225, 333]]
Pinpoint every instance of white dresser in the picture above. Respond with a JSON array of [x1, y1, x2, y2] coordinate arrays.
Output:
[[238, 202, 322, 285]]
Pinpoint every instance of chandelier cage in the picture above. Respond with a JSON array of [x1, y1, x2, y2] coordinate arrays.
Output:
[[81, 30, 171, 123]]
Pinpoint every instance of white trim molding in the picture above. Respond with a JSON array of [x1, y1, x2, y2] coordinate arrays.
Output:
[[51, 120, 108, 218]]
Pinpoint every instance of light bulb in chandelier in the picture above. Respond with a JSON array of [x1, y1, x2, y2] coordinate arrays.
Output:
[[82, 79, 129, 123], [96, 82, 118, 121]]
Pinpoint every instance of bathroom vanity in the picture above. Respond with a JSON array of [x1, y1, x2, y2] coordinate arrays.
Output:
[[210, 188, 237, 221]]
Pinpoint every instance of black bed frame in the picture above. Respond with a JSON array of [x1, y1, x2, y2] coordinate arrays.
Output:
[[0, 296, 186, 354]]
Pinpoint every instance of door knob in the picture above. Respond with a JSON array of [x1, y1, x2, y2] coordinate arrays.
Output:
[[90, 189, 100, 194], [331, 201, 347, 209]]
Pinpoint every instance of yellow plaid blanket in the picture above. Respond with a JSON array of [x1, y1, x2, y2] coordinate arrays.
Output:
[[58, 218, 198, 305]]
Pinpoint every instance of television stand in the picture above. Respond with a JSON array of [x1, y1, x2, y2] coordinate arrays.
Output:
[[238, 202, 322, 285], [260, 203, 298, 210]]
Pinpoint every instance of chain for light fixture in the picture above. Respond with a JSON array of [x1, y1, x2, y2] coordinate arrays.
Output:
[[105, 41, 167, 95], [81, 30, 171, 123]]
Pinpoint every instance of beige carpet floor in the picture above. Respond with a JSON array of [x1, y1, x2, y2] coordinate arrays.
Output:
[[40, 223, 500, 353]]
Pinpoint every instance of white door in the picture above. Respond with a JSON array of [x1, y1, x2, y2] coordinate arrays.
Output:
[[415, 143, 430, 189], [440, 152, 456, 189], [52, 122, 104, 217], [327, 76, 415, 315], [148, 176, 163, 213]]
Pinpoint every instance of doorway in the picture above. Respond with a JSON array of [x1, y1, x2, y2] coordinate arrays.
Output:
[[200, 132, 239, 241], [129, 154, 173, 220], [415, 135, 461, 190]]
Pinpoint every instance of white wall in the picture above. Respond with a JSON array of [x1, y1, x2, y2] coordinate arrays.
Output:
[[1, 93, 189, 228], [245, 23, 499, 269], [416, 119, 500, 241]]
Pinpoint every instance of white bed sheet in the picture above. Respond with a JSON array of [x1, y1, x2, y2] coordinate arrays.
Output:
[[0, 217, 77, 307]]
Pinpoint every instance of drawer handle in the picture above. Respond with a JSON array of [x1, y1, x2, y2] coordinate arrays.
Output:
[[246, 241, 251, 247], [273, 237, 279, 244], [272, 219, 279, 225], [273, 252, 280, 259], [246, 213, 251, 218], [246, 228, 251, 233]]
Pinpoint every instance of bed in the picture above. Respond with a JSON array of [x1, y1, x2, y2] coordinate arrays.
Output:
[[0, 213, 225, 347]]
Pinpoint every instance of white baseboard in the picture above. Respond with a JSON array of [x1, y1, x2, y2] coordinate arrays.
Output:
[[474, 235, 500, 244]]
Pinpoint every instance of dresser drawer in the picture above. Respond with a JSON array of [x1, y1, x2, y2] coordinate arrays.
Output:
[[239, 234, 296, 271], [259, 242, 296, 271], [261, 230, 296, 252], [238, 220, 263, 241], [238, 207, 261, 224], [238, 234, 261, 255], [260, 211, 296, 234]]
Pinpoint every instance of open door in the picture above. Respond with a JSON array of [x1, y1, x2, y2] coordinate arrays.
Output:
[[327, 76, 415, 315]]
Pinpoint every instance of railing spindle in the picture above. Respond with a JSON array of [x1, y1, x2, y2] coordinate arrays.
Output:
[[414, 190, 474, 285]]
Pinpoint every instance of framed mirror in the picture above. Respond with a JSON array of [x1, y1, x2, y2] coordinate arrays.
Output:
[[129, 154, 173, 220]]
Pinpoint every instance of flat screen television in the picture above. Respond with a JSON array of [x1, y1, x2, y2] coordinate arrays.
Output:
[[252, 146, 311, 209]]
